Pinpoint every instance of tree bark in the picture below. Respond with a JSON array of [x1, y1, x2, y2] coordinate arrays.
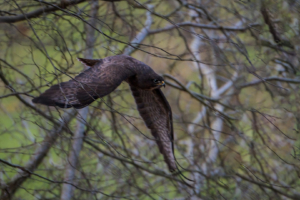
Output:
[[60, 1, 99, 200]]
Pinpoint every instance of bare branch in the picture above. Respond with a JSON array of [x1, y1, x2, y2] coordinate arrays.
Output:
[[123, 5, 153, 55], [261, 4, 282, 44], [0, 110, 76, 200], [149, 22, 261, 34], [60, 1, 99, 199], [0, 0, 86, 24], [239, 77, 300, 89]]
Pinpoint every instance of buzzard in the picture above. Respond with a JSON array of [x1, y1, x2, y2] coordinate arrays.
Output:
[[32, 55, 177, 172]]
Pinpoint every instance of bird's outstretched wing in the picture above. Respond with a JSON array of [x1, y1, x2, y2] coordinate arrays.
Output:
[[33, 58, 134, 109], [33, 55, 178, 173], [130, 86, 176, 172]]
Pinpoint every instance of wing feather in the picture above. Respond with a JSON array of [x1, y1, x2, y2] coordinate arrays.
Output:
[[33, 57, 134, 108], [130, 86, 176, 172], [32, 55, 177, 172]]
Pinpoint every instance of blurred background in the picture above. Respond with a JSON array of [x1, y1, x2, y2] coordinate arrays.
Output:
[[0, 0, 300, 199]]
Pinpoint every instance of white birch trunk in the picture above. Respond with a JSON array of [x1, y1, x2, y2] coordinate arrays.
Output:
[[60, 1, 99, 199]]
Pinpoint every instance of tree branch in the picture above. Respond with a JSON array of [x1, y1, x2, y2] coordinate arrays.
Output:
[[149, 22, 261, 34], [0, 110, 76, 200], [0, 158, 127, 198], [239, 77, 300, 89], [60, 1, 99, 199], [123, 5, 153, 55], [0, 0, 86, 24]]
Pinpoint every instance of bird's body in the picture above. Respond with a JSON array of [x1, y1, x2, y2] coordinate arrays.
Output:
[[32, 55, 177, 172]]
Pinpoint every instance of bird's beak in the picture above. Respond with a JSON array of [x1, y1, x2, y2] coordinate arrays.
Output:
[[157, 81, 165, 88]]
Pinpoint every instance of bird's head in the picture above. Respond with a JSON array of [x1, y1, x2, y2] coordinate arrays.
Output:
[[151, 76, 165, 89], [133, 74, 165, 90], [128, 67, 165, 90]]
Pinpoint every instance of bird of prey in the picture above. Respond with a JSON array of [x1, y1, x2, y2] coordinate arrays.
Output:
[[32, 55, 177, 172]]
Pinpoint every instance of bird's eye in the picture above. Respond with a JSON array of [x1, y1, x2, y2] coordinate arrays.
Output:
[[153, 79, 159, 83]]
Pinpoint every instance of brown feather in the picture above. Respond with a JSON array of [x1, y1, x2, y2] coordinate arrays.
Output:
[[33, 55, 177, 172], [33, 55, 135, 108], [130, 86, 176, 172], [77, 57, 102, 68]]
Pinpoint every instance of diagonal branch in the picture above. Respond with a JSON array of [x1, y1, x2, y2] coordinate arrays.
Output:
[[0, 0, 86, 24], [123, 5, 153, 55], [260, 5, 281, 44], [0, 110, 76, 200], [0, 158, 127, 198]]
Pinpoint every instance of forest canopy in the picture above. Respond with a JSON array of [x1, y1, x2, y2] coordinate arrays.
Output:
[[0, 0, 300, 199]]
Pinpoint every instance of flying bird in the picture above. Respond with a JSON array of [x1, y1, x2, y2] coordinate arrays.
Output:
[[32, 55, 177, 172]]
